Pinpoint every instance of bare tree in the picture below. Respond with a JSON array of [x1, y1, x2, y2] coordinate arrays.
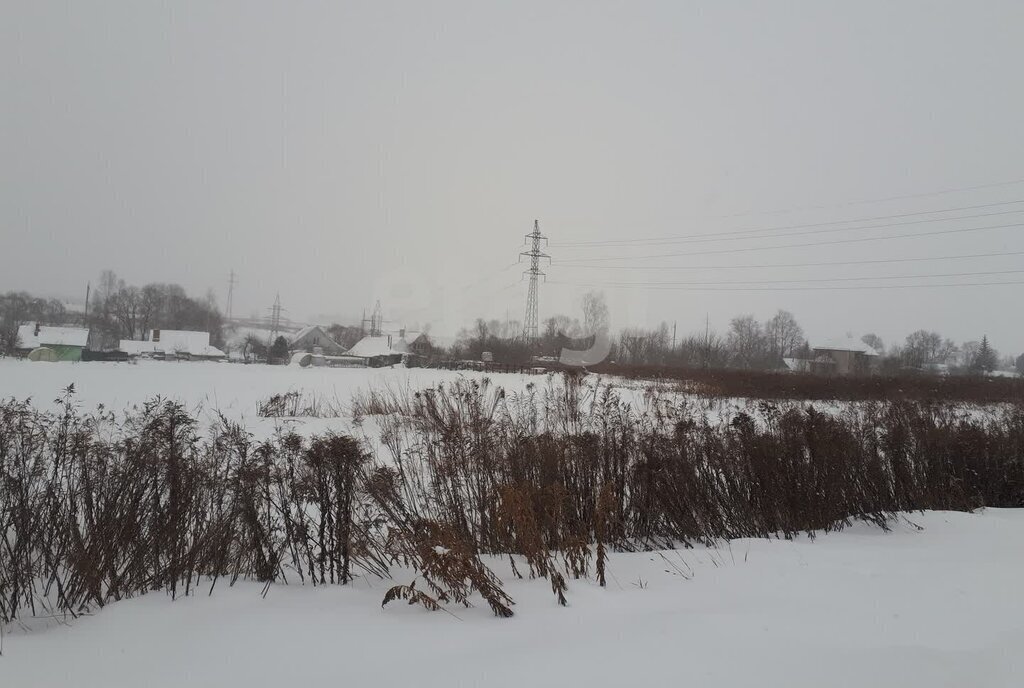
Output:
[[241, 333, 267, 363], [0, 292, 67, 352], [727, 315, 769, 368], [674, 331, 730, 369], [109, 284, 141, 339], [98, 269, 119, 303], [861, 333, 884, 354], [543, 314, 580, 340], [903, 330, 956, 367], [958, 341, 980, 370], [764, 310, 804, 358], [88, 278, 225, 348], [618, 324, 670, 364], [580, 290, 609, 335]]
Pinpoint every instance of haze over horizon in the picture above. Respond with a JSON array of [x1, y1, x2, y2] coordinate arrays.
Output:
[[4, 1, 1024, 350]]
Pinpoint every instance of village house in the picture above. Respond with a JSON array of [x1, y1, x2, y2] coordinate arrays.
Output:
[[15, 323, 91, 361], [391, 329, 431, 356], [288, 325, 346, 356], [345, 334, 404, 367], [120, 329, 226, 360], [783, 336, 880, 376], [810, 337, 880, 376]]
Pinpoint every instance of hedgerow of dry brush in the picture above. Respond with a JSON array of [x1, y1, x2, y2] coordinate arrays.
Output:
[[2, 377, 1023, 624]]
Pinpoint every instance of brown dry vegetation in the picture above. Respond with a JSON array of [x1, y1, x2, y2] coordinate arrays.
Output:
[[2, 377, 1023, 624], [593, 363, 1024, 403]]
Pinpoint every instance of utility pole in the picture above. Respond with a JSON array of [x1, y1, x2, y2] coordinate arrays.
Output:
[[520, 219, 550, 341], [226, 270, 237, 321], [672, 320, 677, 354]]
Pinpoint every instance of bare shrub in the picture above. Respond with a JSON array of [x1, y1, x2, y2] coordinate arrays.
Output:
[[256, 391, 344, 418], [3, 377, 1023, 624]]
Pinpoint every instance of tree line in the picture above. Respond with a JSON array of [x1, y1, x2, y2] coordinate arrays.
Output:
[[87, 270, 225, 349], [450, 291, 1023, 376], [3, 279, 1022, 376], [0, 269, 225, 353]]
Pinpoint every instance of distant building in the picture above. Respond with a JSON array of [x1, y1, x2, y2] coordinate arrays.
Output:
[[393, 329, 432, 356], [120, 329, 225, 360], [783, 357, 814, 374], [811, 337, 880, 376], [346, 334, 404, 367], [921, 362, 951, 376], [287, 327, 433, 368], [288, 325, 346, 356], [15, 323, 90, 361]]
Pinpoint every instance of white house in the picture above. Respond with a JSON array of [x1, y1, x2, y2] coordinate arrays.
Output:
[[120, 329, 225, 360]]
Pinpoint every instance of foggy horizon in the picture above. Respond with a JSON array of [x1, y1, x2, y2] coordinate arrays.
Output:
[[5, 1, 1024, 350]]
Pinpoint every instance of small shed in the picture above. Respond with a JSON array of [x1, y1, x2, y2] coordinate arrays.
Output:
[[16, 323, 90, 361]]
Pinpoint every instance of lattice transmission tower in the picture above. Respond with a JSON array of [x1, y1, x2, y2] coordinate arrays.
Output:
[[226, 269, 237, 321], [520, 220, 550, 340], [267, 293, 284, 343]]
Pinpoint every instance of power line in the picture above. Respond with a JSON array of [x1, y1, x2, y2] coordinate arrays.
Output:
[[705, 176, 1024, 220], [552, 201, 1024, 248], [558, 250, 1024, 272], [550, 279, 1024, 292], [551, 268, 1024, 287], [460, 260, 519, 291], [556, 221, 1024, 264]]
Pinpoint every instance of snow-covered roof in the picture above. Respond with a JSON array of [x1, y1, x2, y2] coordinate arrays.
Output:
[[813, 336, 879, 357], [120, 329, 224, 358], [426, 333, 456, 349], [17, 323, 89, 349], [120, 340, 226, 358], [151, 329, 209, 348], [289, 325, 320, 344], [346, 335, 397, 358]]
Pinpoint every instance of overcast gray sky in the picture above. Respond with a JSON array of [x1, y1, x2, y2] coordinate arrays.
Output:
[[3, 1, 1024, 350]]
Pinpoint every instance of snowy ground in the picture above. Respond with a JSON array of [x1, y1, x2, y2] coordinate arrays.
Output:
[[0, 358, 564, 439], [0, 357, 693, 441], [1, 510, 1021, 687], [3, 359, 1022, 687], [0, 357, 527, 416]]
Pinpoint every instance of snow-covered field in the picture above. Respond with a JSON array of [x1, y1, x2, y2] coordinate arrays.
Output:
[[0, 358, 559, 439], [0, 357, 526, 416], [1, 510, 1021, 687], [2, 359, 1023, 687], [0, 357, 689, 441]]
